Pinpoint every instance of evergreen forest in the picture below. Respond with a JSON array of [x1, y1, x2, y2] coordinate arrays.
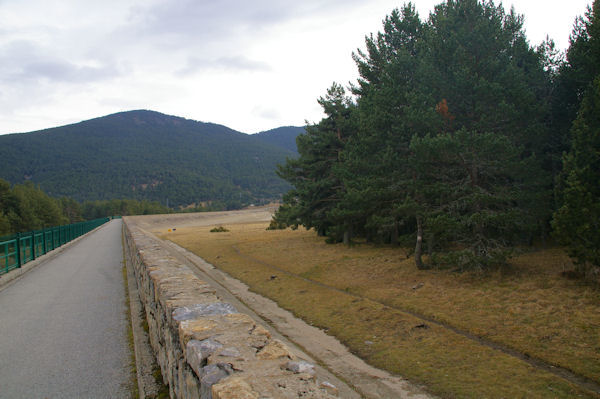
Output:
[[0, 110, 303, 209], [272, 0, 600, 279]]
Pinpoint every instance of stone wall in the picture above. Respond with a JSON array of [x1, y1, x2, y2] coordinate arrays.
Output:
[[123, 220, 339, 399]]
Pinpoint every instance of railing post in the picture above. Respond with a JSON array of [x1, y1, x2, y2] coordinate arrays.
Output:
[[3, 241, 8, 273], [31, 231, 36, 260], [43, 228, 47, 255], [15, 233, 21, 268]]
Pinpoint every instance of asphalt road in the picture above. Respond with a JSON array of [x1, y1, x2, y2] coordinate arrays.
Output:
[[0, 220, 131, 398]]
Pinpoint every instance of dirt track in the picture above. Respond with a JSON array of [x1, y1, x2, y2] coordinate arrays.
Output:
[[127, 208, 433, 399]]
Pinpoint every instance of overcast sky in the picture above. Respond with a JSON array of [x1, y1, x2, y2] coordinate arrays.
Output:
[[0, 0, 592, 135]]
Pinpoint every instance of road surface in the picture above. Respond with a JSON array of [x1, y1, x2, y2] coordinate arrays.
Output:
[[0, 220, 131, 398]]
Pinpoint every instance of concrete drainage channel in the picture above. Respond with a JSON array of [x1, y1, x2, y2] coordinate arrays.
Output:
[[122, 218, 347, 399]]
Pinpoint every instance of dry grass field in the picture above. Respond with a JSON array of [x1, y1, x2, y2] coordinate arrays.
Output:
[[161, 221, 600, 398]]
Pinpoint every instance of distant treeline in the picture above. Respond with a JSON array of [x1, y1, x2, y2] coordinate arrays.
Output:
[[0, 175, 271, 237], [0, 178, 170, 236], [273, 0, 600, 279]]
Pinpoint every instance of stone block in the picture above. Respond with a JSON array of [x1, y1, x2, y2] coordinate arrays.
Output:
[[200, 363, 234, 399], [187, 339, 224, 377], [179, 318, 219, 348], [256, 339, 296, 360], [185, 366, 201, 399], [212, 377, 259, 399], [173, 303, 238, 322]]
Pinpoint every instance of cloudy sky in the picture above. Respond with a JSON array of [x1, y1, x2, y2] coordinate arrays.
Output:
[[0, 0, 592, 135]]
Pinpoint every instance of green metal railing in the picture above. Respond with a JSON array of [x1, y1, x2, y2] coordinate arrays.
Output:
[[0, 217, 110, 276]]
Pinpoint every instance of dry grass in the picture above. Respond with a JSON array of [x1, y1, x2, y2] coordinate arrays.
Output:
[[162, 222, 600, 399]]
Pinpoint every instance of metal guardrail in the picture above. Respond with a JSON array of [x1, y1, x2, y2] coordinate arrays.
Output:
[[0, 217, 111, 276]]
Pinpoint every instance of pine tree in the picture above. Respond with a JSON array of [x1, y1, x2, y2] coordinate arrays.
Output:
[[274, 1, 555, 271], [271, 84, 356, 236], [410, 129, 539, 270], [550, 1, 600, 209], [551, 1, 600, 280], [555, 0, 600, 129], [347, 0, 549, 268], [339, 4, 437, 247], [404, 0, 549, 269], [552, 77, 600, 278]]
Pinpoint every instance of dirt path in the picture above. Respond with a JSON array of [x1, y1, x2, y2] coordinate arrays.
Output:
[[128, 209, 434, 399]]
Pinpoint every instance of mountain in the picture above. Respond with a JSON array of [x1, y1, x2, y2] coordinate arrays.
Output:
[[252, 126, 305, 153], [0, 110, 301, 208]]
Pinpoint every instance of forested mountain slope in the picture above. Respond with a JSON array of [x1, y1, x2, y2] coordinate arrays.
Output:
[[0, 110, 299, 207], [253, 126, 305, 153]]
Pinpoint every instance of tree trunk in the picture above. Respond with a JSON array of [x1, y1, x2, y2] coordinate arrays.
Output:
[[391, 220, 399, 246], [343, 225, 352, 246], [415, 216, 426, 269]]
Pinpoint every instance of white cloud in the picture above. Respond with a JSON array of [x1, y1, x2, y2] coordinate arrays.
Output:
[[0, 0, 594, 135], [177, 55, 272, 76], [1, 40, 119, 84]]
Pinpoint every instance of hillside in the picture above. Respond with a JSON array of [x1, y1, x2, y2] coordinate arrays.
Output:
[[0, 110, 301, 207], [252, 126, 305, 153]]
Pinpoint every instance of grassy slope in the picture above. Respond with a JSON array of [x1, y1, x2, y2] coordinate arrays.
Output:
[[163, 222, 600, 399]]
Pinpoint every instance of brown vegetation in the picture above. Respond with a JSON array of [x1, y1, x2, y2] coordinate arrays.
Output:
[[162, 222, 600, 398]]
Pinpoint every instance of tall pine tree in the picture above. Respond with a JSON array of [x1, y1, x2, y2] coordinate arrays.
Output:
[[274, 0, 556, 270], [271, 84, 356, 236], [408, 0, 550, 268], [551, 0, 600, 280], [339, 4, 438, 247], [552, 77, 600, 278]]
